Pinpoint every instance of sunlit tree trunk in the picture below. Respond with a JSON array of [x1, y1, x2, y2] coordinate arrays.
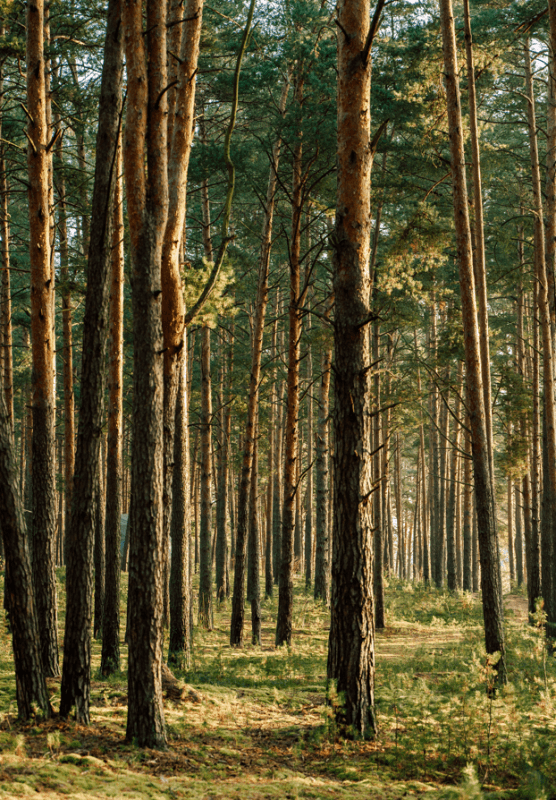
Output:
[[327, 0, 380, 738], [314, 344, 331, 604], [161, 0, 203, 633], [27, 0, 59, 679]]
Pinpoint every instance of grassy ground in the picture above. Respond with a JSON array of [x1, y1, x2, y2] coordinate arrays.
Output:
[[0, 573, 554, 799]]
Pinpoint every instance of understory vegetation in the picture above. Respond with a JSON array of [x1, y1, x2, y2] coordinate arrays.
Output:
[[0, 576, 553, 799]]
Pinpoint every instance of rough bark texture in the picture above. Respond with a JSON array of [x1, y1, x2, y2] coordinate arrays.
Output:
[[326, 0, 377, 739], [60, 0, 124, 720], [161, 0, 203, 634], [0, 386, 50, 719], [123, 0, 168, 749], [27, 0, 59, 679], [439, 0, 506, 682], [276, 86, 303, 647], [101, 144, 124, 676]]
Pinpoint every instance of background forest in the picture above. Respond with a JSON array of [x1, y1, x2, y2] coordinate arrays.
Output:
[[0, 0, 556, 796]]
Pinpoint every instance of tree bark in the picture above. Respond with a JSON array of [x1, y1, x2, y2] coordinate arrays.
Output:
[[327, 0, 378, 738], [439, 0, 506, 682], [0, 386, 51, 719], [60, 0, 124, 720], [123, 0, 168, 748], [101, 142, 124, 675], [27, 0, 59, 679], [230, 80, 289, 644], [314, 344, 332, 604]]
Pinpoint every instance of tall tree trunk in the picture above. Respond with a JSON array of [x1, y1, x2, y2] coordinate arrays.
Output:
[[199, 324, 213, 629], [94, 439, 106, 639], [275, 124, 303, 647], [27, 0, 59, 679], [248, 420, 261, 645], [0, 385, 51, 719], [525, 39, 556, 633], [168, 356, 191, 668], [54, 127, 74, 549], [327, 0, 380, 738], [462, 422, 473, 592], [446, 364, 463, 591], [101, 144, 124, 675], [439, 0, 506, 682], [373, 323, 384, 628], [215, 329, 232, 602], [60, 0, 124, 720], [123, 0, 168, 748], [209, 87, 289, 644], [463, 0, 494, 480], [314, 344, 332, 604], [161, 0, 203, 636]]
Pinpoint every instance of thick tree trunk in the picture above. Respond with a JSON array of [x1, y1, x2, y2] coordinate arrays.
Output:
[[161, 0, 203, 634], [327, 0, 378, 739], [101, 146, 124, 676], [124, 0, 168, 749], [60, 0, 124, 720], [0, 387, 51, 719], [439, 0, 506, 682]]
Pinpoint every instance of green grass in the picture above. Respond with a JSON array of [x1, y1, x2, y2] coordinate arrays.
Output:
[[0, 571, 554, 798]]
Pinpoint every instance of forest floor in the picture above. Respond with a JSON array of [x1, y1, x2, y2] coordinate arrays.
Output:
[[0, 574, 553, 800]]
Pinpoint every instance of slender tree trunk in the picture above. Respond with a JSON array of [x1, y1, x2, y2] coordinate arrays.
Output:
[[447, 364, 463, 591], [314, 345, 332, 604], [94, 440, 106, 639], [525, 39, 556, 633], [199, 324, 213, 629], [216, 330, 232, 602], [60, 0, 124, 720], [373, 323, 384, 628], [463, 423, 473, 592], [54, 129, 74, 549], [508, 473, 515, 585], [248, 421, 261, 645], [276, 122, 303, 647], [230, 82, 288, 643], [168, 357, 191, 668], [515, 483, 524, 587], [101, 144, 124, 675], [439, 0, 506, 682]]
